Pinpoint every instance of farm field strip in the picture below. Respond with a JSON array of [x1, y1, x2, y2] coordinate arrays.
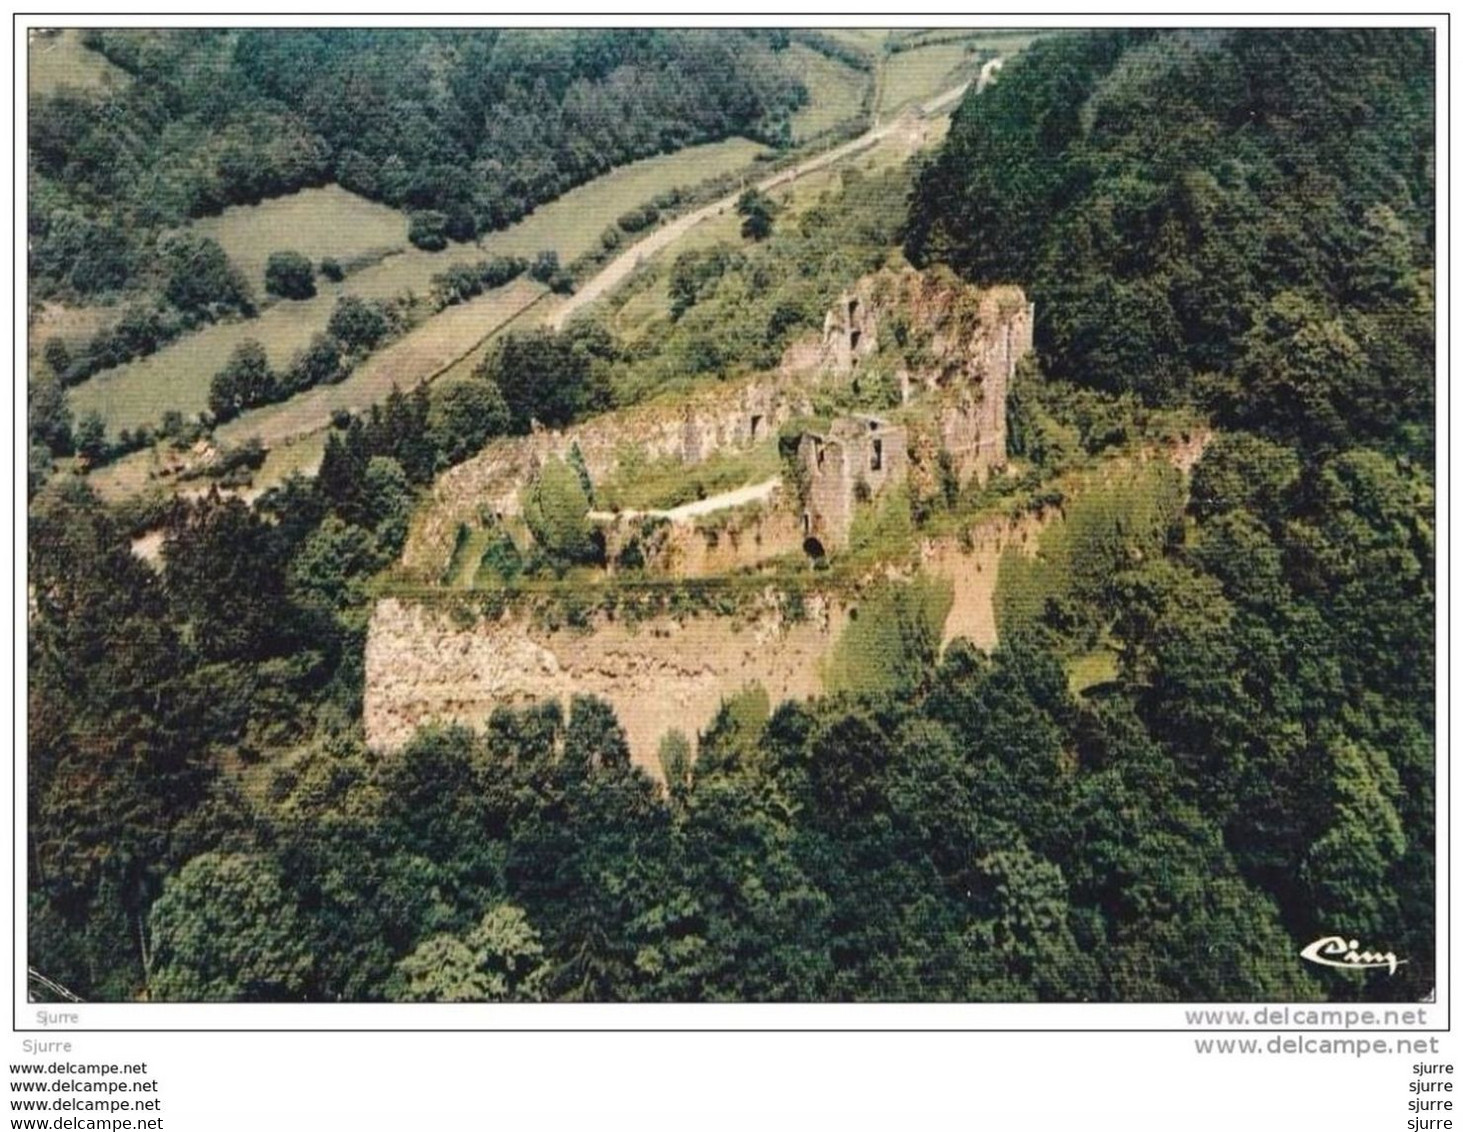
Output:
[[214, 279, 547, 449], [190, 185, 409, 295], [878, 42, 983, 115], [787, 44, 870, 140]]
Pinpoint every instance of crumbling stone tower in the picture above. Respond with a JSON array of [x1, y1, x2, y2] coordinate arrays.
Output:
[[788, 268, 1035, 551], [797, 414, 908, 554]]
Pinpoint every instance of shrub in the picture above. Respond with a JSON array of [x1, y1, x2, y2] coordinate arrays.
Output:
[[616, 203, 660, 233], [520, 456, 602, 566], [408, 210, 450, 252], [264, 250, 316, 300], [327, 295, 390, 353]]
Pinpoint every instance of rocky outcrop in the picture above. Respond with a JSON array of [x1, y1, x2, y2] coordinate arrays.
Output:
[[365, 511, 1052, 769], [364, 591, 844, 769]]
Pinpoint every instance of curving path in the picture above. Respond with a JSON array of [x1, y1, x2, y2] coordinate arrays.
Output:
[[587, 476, 782, 524]]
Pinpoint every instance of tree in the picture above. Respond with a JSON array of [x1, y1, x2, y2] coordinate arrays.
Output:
[[657, 730, 693, 798], [391, 905, 549, 1002], [1188, 431, 1301, 525], [287, 515, 380, 614], [73, 410, 107, 464], [264, 250, 316, 300], [208, 339, 277, 422], [408, 210, 450, 252], [28, 372, 73, 455], [478, 327, 601, 432], [148, 853, 313, 1001], [319, 256, 344, 282], [327, 295, 389, 353], [528, 249, 561, 284], [162, 490, 297, 663], [161, 233, 254, 316], [563, 694, 631, 772], [737, 188, 776, 241], [281, 333, 343, 395], [520, 456, 600, 565], [361, 456, 413, 557], [431, 380, 510, 465], [43, 337, 70, 376]]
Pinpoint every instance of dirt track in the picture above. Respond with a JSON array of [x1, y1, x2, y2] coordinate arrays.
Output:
[[587, 476, 782, 524]]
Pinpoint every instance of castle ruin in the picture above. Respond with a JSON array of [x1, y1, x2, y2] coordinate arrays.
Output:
[[790, 269, 1035, 550], [797, 414, 908, 554]]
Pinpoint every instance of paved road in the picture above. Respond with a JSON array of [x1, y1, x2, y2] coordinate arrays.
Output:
[[549, 77, 977, 331], [587, 477, 782, 524]]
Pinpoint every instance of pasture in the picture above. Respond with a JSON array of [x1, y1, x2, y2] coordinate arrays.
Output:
[[878, 41, 984, 115], [476, 136, 769, 264], [787, 44, 870, 140], [814, 28, 891, 55], [28, 29, 130, 97], [191, 185, 408, 296]]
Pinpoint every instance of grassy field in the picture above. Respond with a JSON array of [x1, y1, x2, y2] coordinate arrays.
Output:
[[28, 29, 130, 96], [67, 137, 770, 438], [787, 44, 870, 140], [29, 301, 115, 354], [878, 41, 984, 115], [815, 28, 892, 54], [485, 136, 769, 263], [1066, 647, 1121, 694], [69, 291, 335, 433], [191, 185, 408, 295], [247, 430, 329, 495], [87, 281, 546, 499]]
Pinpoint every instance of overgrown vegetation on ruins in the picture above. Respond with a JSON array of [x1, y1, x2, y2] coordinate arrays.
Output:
[[28, 28, 1434, 1004]]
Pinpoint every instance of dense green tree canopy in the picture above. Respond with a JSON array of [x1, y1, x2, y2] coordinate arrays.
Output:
[[907, 28, 1434, 456]]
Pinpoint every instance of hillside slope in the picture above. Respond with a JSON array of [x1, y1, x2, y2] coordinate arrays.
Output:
[[907, 28, 1434, 455]]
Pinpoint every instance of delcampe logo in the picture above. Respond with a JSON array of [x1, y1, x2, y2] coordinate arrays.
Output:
[[1300, 936, 1407, 976]]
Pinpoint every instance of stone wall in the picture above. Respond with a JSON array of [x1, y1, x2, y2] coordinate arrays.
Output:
[[798, 415, 909, 550], [400, 375, 809, 579], [600, 501, 804, 577], [364, 592, 846, 770]]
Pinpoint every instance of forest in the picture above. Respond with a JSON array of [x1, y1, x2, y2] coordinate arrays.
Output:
[[27, 28, 1434, 1004]]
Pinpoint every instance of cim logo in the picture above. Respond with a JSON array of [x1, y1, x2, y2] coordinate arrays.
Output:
[[1300, 936, 1407, 976]]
